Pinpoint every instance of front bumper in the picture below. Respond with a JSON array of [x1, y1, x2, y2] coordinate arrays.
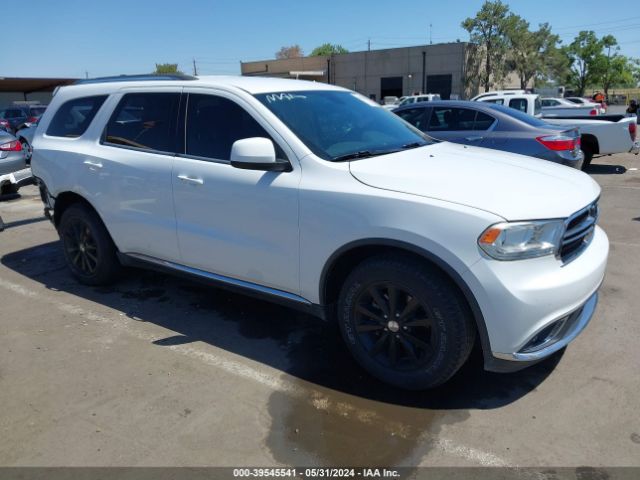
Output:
[[492, 290, 598, 362], [462, 225, 608, 371]]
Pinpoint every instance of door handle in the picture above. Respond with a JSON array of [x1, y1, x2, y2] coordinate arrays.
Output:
[[465, 136, 483, 142], [177, 174, 204, 185], [83, 160, 103, 169]]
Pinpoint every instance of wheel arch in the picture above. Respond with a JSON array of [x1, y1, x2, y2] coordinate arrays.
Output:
[[319, 238, 492, 360], [52, 191, 113, 242]]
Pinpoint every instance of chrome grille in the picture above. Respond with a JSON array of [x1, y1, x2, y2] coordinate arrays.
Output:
[[560, 200, 599, 263]]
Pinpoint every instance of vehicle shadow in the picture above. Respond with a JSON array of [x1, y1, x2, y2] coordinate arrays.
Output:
[[584, 164, 627, 174], [2, 240, 562, 412]]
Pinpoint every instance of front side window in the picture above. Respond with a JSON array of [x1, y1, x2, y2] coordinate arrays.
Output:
[[255, 91, 432, 161], [396, 108, 430, 132], [104, 92, 180, 153], [185, 94, 280, 161], [47, 95, 107, 138]]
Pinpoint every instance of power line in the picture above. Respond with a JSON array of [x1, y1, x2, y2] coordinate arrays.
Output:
[[552, 15, 640, 31]]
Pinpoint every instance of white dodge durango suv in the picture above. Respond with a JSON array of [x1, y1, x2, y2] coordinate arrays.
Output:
[[31, 75, 608, 389]]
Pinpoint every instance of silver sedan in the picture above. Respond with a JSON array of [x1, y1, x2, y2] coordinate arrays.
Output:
[[0, 130, 28, 195]]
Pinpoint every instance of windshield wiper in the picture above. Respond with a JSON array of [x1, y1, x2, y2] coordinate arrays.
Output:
[[401, 142, 428, 149], [332, 143, 428, 162], [332, 150, 376, 162]]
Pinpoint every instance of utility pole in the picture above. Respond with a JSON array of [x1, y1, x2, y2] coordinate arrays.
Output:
[[192, 58, 198, 76], [85, 71, 89, 79], [430, 24, 433, 45], [421, 51, 426, 94], [367, 39, 371, 51]]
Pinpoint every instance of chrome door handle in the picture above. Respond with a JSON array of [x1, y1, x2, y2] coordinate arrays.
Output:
[[83, 160, 103, 168], [465, 136, 483, 142], [177, 174, 204, 185]]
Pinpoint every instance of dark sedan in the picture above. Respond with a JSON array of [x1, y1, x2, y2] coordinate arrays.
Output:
[[393, 100, 583, 169]]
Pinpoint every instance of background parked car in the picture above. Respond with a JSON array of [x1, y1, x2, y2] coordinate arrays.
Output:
[[393, 100, 583, 168], [541, 97, 601, 117], [0, 118, 10, 132], [396, 94, 441, 107], [0, 104, 47, 134], [565, 97, 606, 114], [0, 129, 29, 195], [15, 123, 36, 163], [473, 92, 638, 167]]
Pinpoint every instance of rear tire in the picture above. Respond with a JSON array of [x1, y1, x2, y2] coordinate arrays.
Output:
[[337, 254, 476, 390], [59, 203, 121, 286], [0, 182, 18, 195]]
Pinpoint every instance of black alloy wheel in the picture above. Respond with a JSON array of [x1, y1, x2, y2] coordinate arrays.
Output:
[[353, 282, 438, 371], [62, 217, 99, 276], [338, 255, 476, 389], [59, 203, 121, 285]]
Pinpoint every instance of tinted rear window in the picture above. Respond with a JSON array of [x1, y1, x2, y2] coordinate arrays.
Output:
[[47, 96, 107, 138], [104, 92, 180, 153]]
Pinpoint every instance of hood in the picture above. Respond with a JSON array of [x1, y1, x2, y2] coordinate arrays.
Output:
[[349, 142, 600, 220]]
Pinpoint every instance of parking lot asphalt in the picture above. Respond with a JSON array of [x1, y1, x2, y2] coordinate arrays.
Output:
[[0, 153, 639, 469]]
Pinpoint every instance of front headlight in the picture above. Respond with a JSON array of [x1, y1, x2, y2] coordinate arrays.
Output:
[[478, 220, 565, 260]]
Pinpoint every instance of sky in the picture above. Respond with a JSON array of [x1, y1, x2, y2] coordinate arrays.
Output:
[[2, 0, 640, 79]]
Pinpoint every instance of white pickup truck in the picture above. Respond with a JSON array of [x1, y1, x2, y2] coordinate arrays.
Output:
[[472, 91, 639, 168]]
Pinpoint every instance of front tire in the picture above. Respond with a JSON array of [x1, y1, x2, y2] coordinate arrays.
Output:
[[59, 203, 121, 286], [581, 146, 593, 170], [337, 255, 475, 390]]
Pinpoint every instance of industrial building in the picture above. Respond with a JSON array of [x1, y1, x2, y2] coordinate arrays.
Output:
[[0, 77, 77, 105], [241, 42, 522, 101]]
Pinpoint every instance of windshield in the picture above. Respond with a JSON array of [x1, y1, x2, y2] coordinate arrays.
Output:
[[487, 103, 551, 127], [255, 90, 432, 161]]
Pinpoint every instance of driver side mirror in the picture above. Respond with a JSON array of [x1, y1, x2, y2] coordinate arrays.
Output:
[[230, 137, 291, 172]]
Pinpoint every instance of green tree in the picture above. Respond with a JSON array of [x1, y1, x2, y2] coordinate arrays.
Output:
[[505, 19, 560, 89], [275, 45, 303, 59], [310, 43, 349, 56], [154, 63, 182, 75], [595, 36, 636, 97], [462, 0, 512, 92], [563, 31, 605, 96]]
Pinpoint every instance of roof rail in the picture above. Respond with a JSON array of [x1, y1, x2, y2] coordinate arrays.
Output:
[[74, 73, 197, 85]]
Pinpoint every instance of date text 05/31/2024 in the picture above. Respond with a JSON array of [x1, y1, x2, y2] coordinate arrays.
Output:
[[233, 468, 401, 478]]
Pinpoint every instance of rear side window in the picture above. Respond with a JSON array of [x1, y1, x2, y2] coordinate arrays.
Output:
[[185, 93, 281, 161], [473, 111, 495, 130], [534, 97, 542, 116], [47, 96, 107, 138], [104, 93, 180, 153], [483, 99, 504, 105]]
